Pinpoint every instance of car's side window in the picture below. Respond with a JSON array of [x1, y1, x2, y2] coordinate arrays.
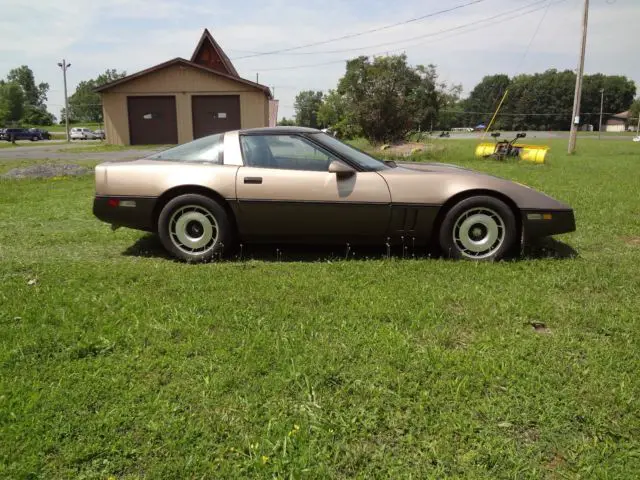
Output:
[[147, 133, 224, 163], [240, 135, 336, 172]]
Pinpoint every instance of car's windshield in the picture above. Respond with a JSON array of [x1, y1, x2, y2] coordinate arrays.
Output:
[[147, 134, 224, 163], [311, 133, 389, 172]]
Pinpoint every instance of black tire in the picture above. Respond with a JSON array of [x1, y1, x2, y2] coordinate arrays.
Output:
[[157, 194, 233, 263], [439, 195, 517, 261]]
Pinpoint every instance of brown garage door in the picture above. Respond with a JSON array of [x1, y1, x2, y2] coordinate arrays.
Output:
[[127, 96, 178, 145], [192, 95, 241, 139]]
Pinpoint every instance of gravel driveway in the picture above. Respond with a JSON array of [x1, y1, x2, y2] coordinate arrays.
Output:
[[0, 141, 162, 162]]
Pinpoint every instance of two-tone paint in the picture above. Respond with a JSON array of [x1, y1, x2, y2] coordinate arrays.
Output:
[[93, 127, 575, 246]]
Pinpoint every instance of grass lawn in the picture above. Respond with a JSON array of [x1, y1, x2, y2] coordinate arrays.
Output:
[[58, 144, 171, 154], [1, 139, 639, 478], [0, 141, 59, 149], [29, 123, 102, 133]]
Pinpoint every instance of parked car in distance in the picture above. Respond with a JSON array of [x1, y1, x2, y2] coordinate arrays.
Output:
[[93, 127, 576, 263], [70, 127, 97, 140], [93, 129, 106, 140], [28, 128, 51, 140], [0, 128, 47, 141]]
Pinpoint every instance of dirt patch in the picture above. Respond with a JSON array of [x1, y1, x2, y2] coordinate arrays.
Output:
[[622, 236, 640, 246], [382, 142, 442, 157], [529, 321, 552, 334], [1, 164, 91, 179], [545, 452, 566, 471]]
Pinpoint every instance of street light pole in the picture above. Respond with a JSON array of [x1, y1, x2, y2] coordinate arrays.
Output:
[[598, 88, 604, 139], [568, 0, 589, 154], [57, 59, 71, 143]]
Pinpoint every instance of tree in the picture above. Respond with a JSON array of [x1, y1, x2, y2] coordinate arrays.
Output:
[[22, 105, 55, 125], [506, 69, 576, 130], [463, 74, 511, 128], [337, 55, 442, 142], [462, 70, 636, 131], [0, 82, 25, 125], [294, 90, 324, 128], [317, 89, 360, 138], [68, 69, 127, 123], [408, 64, 440, 131], [277, 117, 296, 126], [7, 65, 48, 108], [436, 84, 463, 130], [5, 65, 54, 125]]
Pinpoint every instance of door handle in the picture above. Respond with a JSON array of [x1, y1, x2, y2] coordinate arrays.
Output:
[[244, 177, 263, 184]]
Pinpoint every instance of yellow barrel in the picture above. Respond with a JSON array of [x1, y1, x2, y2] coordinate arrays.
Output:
[[475, 143, 496, 157], [518, 145, 549, 164]]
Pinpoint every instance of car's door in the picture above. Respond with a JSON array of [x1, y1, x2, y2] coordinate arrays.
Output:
[[235, 134, 391, 243]]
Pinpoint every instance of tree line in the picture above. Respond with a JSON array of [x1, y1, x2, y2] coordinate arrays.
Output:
[[2, 57, 637, 138], [0, 65, 127, 127], [284, 55, 637, 142], [0, 66, 55, 126]]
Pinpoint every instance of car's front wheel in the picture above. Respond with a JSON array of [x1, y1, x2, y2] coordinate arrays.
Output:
[[439, 196, 517, 261], [158, 194, 233, 263]]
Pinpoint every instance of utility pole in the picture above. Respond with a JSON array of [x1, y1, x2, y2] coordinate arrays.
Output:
[[57, 59, 71, 143], [598, 88, 604, 139], [568, 0, 589, 154]]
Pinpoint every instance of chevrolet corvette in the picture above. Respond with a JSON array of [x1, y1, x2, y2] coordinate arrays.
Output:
[[93, 127, 575, 262]]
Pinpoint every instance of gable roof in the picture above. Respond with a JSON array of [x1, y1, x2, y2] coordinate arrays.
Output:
[[611, 110, 630, 119], [190, 28, 239, 77], [94, 57, 271, 98]]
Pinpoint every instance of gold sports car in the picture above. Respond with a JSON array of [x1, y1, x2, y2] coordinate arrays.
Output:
[[93, 127, 575, 262]]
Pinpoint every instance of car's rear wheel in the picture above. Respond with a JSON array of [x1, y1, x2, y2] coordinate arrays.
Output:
[[439, 196, 517, 261], [158, 194, 232, 263]]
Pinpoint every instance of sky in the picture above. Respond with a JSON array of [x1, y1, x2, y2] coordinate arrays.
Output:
[[0, 0, 637, 121]]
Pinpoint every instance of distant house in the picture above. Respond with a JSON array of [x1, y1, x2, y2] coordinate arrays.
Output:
[[96, 29, 273, 145], [605, 111, 632, 132]]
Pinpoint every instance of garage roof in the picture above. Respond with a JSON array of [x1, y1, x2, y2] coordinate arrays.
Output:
[[190, 28, 239, 77], [95, 57, 272, 98]]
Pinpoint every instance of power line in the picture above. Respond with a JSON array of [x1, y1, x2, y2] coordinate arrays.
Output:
[[250, 0, 564, 73], [514, 0, 554, 74], [243, 0, 550, 58], [440, 110, 623, 116], [231, 0, 488, 60]]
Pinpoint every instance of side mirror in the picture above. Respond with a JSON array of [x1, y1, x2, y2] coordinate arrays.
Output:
[[328, 160, 356, 177]]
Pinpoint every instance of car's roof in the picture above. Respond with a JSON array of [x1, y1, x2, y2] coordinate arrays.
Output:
[[238, 126, 321, 135]]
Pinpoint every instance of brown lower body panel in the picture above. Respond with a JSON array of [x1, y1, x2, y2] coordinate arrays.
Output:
[[522, 209, 576, 239], [232, 200, 440, 245]]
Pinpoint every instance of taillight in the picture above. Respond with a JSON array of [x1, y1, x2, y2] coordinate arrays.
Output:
[[107, 198, 119, 207]]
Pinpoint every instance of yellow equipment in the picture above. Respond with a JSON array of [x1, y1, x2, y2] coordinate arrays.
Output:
[[475, 132, 549, 163]]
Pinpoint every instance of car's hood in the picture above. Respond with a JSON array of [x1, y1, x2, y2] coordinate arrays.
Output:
[[393, 161, 481, 175], [378, 161, 571, 211]]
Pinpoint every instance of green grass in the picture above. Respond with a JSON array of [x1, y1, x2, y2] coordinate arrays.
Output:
[[28, 123, 102, 133], [1, 139, 640, 478], [58, 144, 171, 154], [0, 141, 59, 149], [0, 158, 101, 176]]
